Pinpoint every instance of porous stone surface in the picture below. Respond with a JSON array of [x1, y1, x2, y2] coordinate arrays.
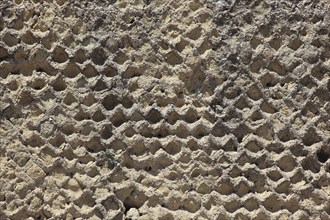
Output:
[[0, 0, 330, 219]]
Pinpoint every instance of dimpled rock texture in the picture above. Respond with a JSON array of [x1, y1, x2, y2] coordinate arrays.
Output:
[[0, 0, 330, 219]]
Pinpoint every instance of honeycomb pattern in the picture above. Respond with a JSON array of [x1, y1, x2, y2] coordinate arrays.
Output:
[[0, 0, 330, 219]]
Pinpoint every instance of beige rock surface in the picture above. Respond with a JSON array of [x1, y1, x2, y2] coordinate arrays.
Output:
[[0, 0, 330, 219]]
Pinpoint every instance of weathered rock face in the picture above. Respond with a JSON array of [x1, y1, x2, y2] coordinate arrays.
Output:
[[0, 0, 330, 219]]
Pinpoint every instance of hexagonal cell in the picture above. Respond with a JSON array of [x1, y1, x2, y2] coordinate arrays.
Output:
[[113, 50, 129, 64], [189, 0, 203, 11], [250, 57, 266, 73], [129, 109, 143, 122], [74, 190, 96, 207], [18, 90, 33, 106], [60, 124, 76, 136], [186, 26, 203, 40], [289, 144, 308, 157], [91, 110, 105, 122], [250, 35, 262, 49], [192, 124, 209, 138], [224, 200, 241, 213], [102, 65, 118, 77], [82, 64, 97, 78], [260, 73, 277, 87], [63, 35, 74, 47], [288, 38, 303, 50], [284, 198, 300, 214], [300, 75, 317, 89], [185, 138, 198, 151], [122, 96, 133, 109], [166, 110, 180, 125], [190, 166, 206, 178], [317, 146, 330, 163], [85, 137, 105, 153], [122, 65, 143, 78], [21, 31, 37, 45], [63, 92, 78, 106], [138, 124, 152, 138], [74, 110, 90, 121], [154, 126, 169, 139], [311, 64, 325, 81], [232, 123, 251, 143], [13, 49, 27, 62], [234, 181, 250, 197], [267, 59, 286, 75], [311, 38, 322, 48], [175, 37, 189, 53], [154, 149, 173, 171], [175, 123, 189, 138], [234, 96, 251, 110], [52, 77, 67, 91], [165, 51, 183, 66], [198, 39, 212, 55], [26, 163, 46, 183], [260, 101, 276, 114], [14, 0, 24, 5], [301, 102, 319, 118], [250, 110, 263, 122], [243, 197, 259, 211], [49, 134, 66, 148], [262, 195, 282, 212], [111, 110, 126, 127], [259, 24, 271, 37], [222, 138, 238, 152], [63, 63, 80, 78], [102, 196, 121, 211], [101, 124, 113, 139], [247, 84, 262, 101], [275, 180, 290, 194], [0, 46, 8, 60], [6, 79, 18, 90], [13, 151, 30, 167], [302, 128, 322, 146], [102, 94, 119, 111], [255, 124, 273, 141], [74, 49, 87, 63], [93, 79, 108, 91], [125, 127, 136, 138], [182, 197, 201, 213], [130, 142, 146, 156], [244, 141, 263, 153], [110, 139, 127, 152], [146, 109, 162, 124], [52, 46, 69, 63], [164, 140, 181, 155], [91, 47, 107, 65], [26, 133, 45, 148], [183, 108, 199, 123], [277, 127, 295, 142], [277, 154, 297, 172], [269, 37, 282, 50], [255, 211, 270, 220], [301, 157, 321, 173], [82, 93, 97, 106], [30, 78, 46, 90], [266, 142, 285, 154], [267, 169, 283, 181], [3, 32, 18, 47], [55, 0, 66, 6], [229, 165, 243, 178]]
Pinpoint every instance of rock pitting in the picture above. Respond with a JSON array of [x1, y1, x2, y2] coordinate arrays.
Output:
[[0, 0, 330, 219]]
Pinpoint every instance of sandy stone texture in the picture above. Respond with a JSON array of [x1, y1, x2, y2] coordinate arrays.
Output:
[[0, 0, 330, 219]]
